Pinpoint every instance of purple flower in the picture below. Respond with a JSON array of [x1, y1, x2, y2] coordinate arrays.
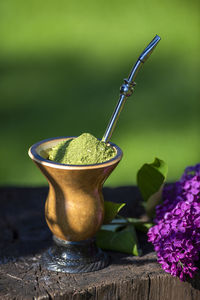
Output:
[[148, 163, 200, 281]]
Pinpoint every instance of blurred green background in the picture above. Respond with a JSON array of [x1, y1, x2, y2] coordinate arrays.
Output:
[[0, 0, 199, 187]]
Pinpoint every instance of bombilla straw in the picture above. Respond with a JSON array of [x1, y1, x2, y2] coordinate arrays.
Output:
[[102, 34, 161, 143]]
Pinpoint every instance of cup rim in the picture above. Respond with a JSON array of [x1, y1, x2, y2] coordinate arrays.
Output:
[[28, 136, 123, 170]]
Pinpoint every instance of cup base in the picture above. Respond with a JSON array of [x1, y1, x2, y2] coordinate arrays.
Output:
[[41, 236, 110, 273]]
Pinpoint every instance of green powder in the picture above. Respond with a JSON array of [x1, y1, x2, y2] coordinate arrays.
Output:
[[48, 133, 116, 165]]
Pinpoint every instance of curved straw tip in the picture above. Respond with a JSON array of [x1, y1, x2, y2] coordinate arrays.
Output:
[[155, 34, 161, 40], [153, 34, 161, 44]]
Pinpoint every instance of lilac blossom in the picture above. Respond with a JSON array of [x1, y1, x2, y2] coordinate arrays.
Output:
[[148, 163, 200, 281]]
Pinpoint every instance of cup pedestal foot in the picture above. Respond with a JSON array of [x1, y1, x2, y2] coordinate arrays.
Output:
[[42, 236, 109, 273]]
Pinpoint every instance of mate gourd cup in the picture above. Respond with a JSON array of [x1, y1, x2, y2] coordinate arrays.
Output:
[[28, 136, 123, 273]]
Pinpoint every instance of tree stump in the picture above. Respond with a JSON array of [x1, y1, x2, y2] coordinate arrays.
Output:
[[0, 187, 199, 300]]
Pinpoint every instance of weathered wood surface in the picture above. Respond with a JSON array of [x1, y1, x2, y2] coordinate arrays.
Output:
[[0, 186, 199, 300]]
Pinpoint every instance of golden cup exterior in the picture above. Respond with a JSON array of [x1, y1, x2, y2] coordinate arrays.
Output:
[[29, 137, 123, 242]]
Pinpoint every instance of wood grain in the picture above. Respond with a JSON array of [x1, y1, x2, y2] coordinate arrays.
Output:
[[0, 187, 199, 300]]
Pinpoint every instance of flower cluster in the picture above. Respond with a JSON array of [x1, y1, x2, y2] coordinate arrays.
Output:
[[148, 164, 200, 281]]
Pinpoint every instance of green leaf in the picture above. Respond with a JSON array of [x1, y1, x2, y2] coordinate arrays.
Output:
[[137, 158, 168, 217], [96, 224, 140, 256], [126, 218, 153, 233], [101, 223, 125, 232], [103, 201, 126, 224], [145, 184, 164, 218], [137, 158, 168, 201], [110, 217, 153, 233]]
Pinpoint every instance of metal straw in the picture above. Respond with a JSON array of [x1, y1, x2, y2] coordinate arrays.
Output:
[[102, 34, 161, 143]]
